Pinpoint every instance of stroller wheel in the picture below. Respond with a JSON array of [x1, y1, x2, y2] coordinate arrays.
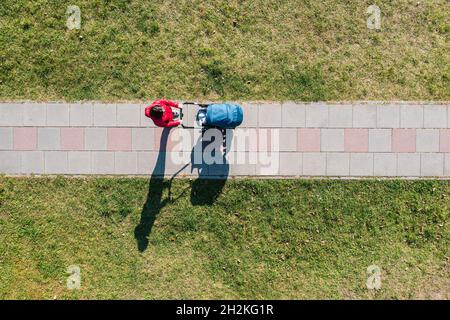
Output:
[[196, 108, 207, 127]]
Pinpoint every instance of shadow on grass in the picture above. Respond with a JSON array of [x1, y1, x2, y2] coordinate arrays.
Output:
[[134, 127, 230, 252], [134, 128, 171, 252]]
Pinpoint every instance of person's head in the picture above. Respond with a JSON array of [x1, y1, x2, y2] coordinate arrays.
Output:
[[150, 105, 165, 119]]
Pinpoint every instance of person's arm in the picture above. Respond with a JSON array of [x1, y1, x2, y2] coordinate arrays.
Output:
[[144, 106, 151, 118], [160, 99, 180, 109], [166, 120, 182, 127]]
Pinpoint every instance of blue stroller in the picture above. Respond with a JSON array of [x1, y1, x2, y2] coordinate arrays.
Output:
[[180, 102, 243, 129], [180, 102, 243, 154]]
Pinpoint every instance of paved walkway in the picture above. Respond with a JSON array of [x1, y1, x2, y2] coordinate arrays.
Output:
[[0, 102, 449, 178]]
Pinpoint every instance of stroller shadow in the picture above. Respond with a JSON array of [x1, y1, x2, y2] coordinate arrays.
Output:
[[190, 129, 231, 205], [134, 128, 231, 252]]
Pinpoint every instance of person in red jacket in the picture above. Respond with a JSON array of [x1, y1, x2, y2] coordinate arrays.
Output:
[[145, 99, 182, 127]]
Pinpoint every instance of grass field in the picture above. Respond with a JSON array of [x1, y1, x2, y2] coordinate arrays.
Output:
[[0, 0, 449, 102], [0, 176, 448, 299]]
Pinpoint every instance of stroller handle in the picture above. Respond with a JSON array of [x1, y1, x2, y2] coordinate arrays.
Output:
[[182, 101, 198, 105], [179, 108, 196, 129], [182, 102, 209, 107], [180, 102, 209, 128]]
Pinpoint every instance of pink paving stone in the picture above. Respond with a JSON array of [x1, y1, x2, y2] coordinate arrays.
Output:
[[168, 128, 195, 152], [345, 129, 368, 152], [108, 128, 132, 151], [298, 128, 320, 152], [440, 129, 450, 152], [392, 129, 416, 153], [154, 128, 174, 152], [13, 127, 37, 150], [61, 128, 84, 150]]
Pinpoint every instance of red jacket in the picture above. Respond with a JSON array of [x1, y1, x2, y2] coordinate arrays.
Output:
[[145, 99, 181, 127]]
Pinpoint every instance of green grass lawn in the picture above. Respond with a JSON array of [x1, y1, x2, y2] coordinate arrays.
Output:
[[0, 176, 448, 299], [0, 0, 449, 102]]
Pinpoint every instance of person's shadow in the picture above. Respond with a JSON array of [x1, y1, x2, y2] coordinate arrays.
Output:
[[134, 128, 171, 252]]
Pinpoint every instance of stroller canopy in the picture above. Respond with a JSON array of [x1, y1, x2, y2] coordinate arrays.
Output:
[[205, 103, 243, 129]]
